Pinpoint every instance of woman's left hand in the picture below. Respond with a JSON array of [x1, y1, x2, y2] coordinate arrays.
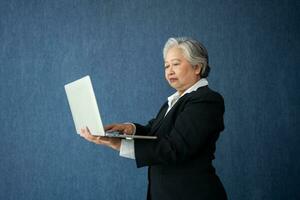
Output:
[[79, 127, 121, 151]]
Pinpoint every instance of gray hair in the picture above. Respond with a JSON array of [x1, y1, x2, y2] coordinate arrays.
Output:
[[163, 37, 210, 78]]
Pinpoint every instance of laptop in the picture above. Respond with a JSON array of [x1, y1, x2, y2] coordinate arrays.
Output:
[[64, 75, 157, 140]]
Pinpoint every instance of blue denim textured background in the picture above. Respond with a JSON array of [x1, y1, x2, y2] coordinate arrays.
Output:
[[0, 0, 299, 199]]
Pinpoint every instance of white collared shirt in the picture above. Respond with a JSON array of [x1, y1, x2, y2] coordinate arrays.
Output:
[[119, 78, 209, 159]]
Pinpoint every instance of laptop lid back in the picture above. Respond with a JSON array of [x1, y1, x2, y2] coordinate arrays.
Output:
[[64, 75, 104, 136]]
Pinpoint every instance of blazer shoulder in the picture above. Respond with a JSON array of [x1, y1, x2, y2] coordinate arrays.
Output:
[[189, 86, 224, 103], [185, 86, 225, 115]]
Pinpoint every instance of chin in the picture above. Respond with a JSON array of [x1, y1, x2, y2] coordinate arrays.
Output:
[[168, 82, 176, 87]]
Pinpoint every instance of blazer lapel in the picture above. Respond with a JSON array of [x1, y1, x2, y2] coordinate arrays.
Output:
[[151, 92, 191, 133], [150, 103, 168, 133], [151, 87, 208, 134]]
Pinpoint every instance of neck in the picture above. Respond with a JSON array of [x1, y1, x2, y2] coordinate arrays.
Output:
[[177, 77, 201, 96]]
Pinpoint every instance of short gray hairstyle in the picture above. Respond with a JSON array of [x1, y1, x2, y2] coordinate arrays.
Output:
[[163, 37, 210, 78]]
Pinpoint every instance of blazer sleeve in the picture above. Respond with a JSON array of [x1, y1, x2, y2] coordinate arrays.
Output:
[[133, 119, 155, 136], [134, 94, 224, 168]]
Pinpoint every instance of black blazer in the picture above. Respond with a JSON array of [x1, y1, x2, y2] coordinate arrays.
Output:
[[134, 86, 227, 200]]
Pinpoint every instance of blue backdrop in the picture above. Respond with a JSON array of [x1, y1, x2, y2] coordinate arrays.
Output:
[[0, 0, 299, 199]]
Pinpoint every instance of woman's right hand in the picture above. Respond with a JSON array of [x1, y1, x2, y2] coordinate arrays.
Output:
[[104, 123, 135, 135]]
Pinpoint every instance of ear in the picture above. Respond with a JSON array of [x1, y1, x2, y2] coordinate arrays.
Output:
[[194, 64, 203, 75]]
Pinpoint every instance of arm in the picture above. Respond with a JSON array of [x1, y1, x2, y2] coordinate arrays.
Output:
[[133, 119, 155, 136], [134, 96, 225, 167]]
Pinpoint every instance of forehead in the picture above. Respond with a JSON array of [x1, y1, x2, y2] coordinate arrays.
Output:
[[165, 47, 186, 61]]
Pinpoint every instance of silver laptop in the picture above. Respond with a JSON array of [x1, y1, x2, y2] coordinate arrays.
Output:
[[64, 75, 157, 140]]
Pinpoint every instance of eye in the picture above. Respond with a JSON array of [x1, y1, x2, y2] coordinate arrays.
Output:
[[164, 64, 170, 69], [172, 63, 180, 66]]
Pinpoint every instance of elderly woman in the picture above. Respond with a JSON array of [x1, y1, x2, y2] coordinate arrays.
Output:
[[80, 37, 227, 200]]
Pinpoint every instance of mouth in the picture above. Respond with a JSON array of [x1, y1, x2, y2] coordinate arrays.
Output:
[[169, 78, 178, 83]]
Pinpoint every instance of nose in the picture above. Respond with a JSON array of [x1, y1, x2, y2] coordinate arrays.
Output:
[[166, 65, 175, 75]]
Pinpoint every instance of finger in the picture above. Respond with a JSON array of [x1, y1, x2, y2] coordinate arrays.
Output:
[[104, 124, 125, 132], [81, 128, 99, 141], [80, 128, 90, 139], [86, 126, 92, 135], [123, 124, 134, 135], [80, 127, 88, 136], [80, 128, 85, 136], [81, 132, 94, 142], [84, 127, 96, 138], [104, 124, 115, 131], [123, 127, 132, 135]]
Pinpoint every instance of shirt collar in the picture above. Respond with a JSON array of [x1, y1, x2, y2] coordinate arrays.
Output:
[[167, 78, 208, 107]]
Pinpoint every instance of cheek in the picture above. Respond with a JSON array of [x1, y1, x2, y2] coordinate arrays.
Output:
[[176, 68, 188, 80]]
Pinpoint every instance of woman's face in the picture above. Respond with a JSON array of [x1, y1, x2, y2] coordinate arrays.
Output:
[[164, 47, 201, 95]]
